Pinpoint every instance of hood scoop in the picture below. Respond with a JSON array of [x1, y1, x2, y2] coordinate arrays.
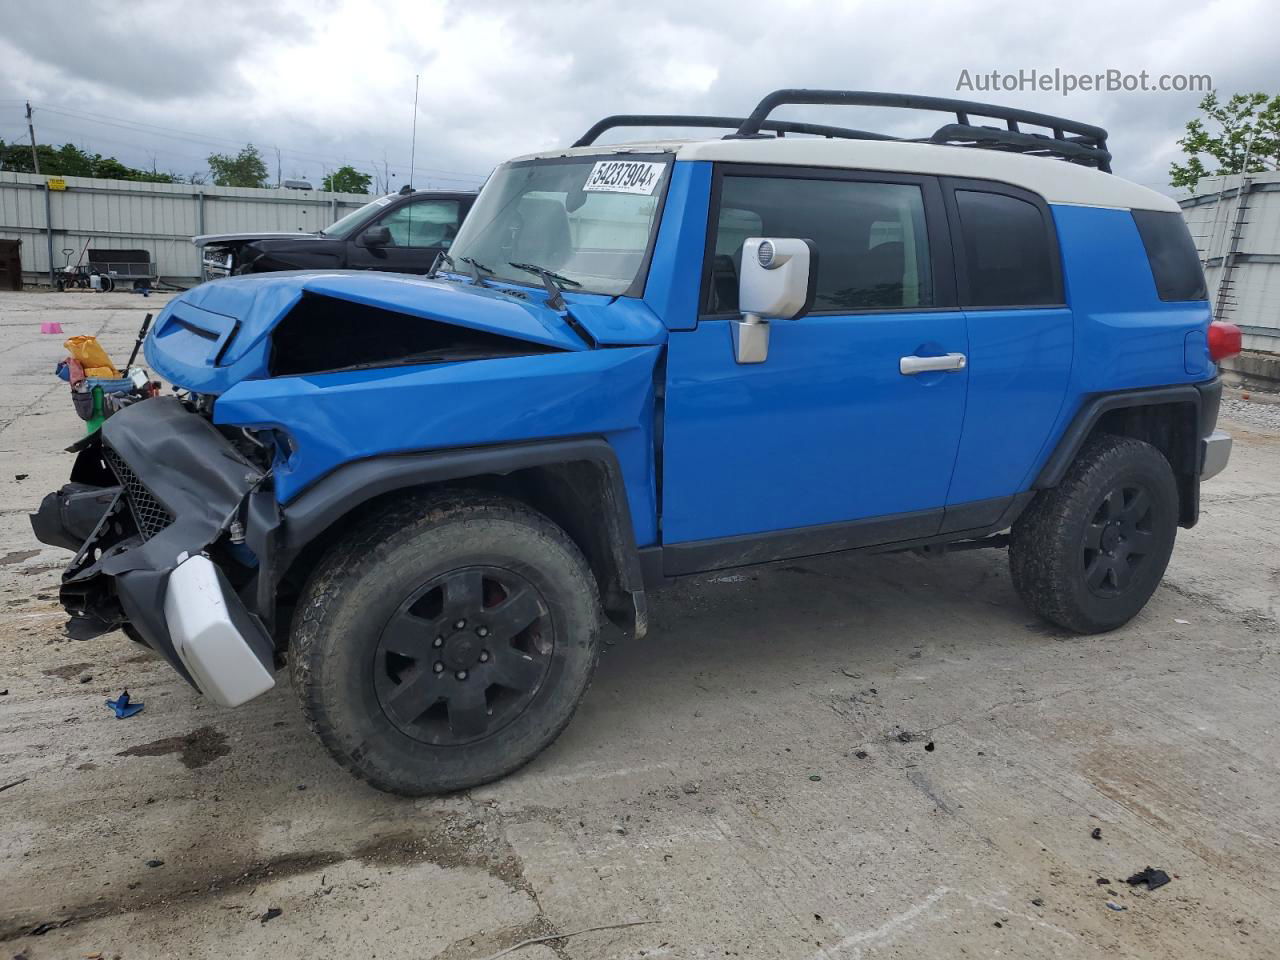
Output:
[[152, 303, 242, 369]]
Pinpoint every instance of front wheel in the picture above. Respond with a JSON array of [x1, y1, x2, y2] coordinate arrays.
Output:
[[1010, 435, 1179, 634], [290, 491, 602, 795]]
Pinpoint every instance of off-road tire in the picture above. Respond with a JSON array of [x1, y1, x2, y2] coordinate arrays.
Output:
[[290, 491, 601, 795], [1010, 434, 1179, 634]]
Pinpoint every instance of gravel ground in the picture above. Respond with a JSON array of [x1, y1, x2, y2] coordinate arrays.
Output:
[[1221, 389, 1280, 432]]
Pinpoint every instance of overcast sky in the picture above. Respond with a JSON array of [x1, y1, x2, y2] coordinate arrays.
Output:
[[1, 0, 1276, 196]]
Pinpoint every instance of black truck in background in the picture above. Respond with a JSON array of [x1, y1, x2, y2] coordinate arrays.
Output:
[[194, 189, 477, 279]]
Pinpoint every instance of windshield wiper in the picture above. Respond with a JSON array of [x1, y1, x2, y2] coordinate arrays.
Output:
[[507, 261, 581, 311], [461, 256, 494, 287], [506, 261, 596, 348], [428, 251, 456, 278], [508, 262, 581, 289]]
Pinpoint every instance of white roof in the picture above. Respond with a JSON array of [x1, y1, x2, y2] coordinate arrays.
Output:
[[514, 138, 1178, 213]]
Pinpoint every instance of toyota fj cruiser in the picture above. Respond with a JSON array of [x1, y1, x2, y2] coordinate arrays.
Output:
[[32, 90, 1240, 794]]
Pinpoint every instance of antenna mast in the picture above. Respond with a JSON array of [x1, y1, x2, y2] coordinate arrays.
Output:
[[408, 74, 420, 191]]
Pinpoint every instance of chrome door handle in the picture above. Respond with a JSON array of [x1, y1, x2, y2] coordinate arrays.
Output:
[[900, 353, 967, 375]]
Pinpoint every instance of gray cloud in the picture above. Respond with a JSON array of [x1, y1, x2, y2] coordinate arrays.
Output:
[[0, 0, 316, 102], [1, 0, 1276, 192]]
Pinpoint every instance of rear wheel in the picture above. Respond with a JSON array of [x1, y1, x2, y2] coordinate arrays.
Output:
[[1010, 435, 1179, 634], [290, 491, 601, 795]]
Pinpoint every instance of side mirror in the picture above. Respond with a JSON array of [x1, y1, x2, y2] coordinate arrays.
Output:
[[360, 225, 392, 247], [732, 238, 818, 364]]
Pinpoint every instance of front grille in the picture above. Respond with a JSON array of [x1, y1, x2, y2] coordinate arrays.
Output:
[[103, 445, 174, 540]]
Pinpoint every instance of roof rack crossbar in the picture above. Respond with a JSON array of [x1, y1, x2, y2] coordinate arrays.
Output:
[[925, 123, 1112, 167], [731, 89, 1112, 172], [572, 114, 896, 148]]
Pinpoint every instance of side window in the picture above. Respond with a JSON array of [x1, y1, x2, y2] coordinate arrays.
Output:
[[376, 200, 460, 248], [954, 190, 1059, 307], [1132, 209, 1208, 301], [705, 176, 933, 313]]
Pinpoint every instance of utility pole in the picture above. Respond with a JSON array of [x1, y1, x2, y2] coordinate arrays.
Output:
[[275, 146, 282, 188], [409, 73, 420, 191], [25, 101, 40, 174]]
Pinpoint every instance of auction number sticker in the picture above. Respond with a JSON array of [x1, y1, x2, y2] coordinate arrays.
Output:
[[583, 160, 665, 195]]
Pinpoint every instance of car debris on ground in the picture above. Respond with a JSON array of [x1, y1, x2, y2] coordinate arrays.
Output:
[[105, 690, 143, 718], [1127, 866, 1173, 891]]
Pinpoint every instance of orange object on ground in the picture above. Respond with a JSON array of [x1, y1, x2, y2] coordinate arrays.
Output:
[[63, 335, 118, 379]]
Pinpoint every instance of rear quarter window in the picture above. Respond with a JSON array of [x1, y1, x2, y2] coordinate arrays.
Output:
[[1132, 210, 1208, 301], [954, 190, 1061, 307]]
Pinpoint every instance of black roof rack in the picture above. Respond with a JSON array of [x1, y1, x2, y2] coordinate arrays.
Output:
[[575, 89, 1111, 172], [573, 115, 895, 148]]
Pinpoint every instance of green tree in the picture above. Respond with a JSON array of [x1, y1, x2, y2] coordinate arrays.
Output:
[[0, 139, 178, 181], [130, 169, 181, 183], [322, 165, 372, 194], [1170, 91, 1280, 190], [207, 143, 270, 188]]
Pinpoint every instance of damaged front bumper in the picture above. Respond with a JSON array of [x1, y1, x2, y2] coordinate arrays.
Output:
[[30, 397, 278, 707]]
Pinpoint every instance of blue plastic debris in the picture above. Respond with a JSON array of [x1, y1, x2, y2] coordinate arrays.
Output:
[[106, 690, 144, 718]]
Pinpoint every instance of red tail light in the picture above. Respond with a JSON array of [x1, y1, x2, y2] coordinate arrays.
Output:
[[1208, 321, 1242, 362]]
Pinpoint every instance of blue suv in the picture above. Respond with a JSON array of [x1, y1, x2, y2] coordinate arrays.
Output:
[[32, 90, 1240, 794]]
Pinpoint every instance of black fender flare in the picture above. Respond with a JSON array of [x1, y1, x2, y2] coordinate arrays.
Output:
[[260, 437, 647, 633], [1031, 378, 1221, 529], [1034, 379, 1220, 489]]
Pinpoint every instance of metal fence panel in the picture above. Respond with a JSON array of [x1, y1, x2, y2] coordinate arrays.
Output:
[[0, 171, 372, 283], [1180, 172, 1280, 351]]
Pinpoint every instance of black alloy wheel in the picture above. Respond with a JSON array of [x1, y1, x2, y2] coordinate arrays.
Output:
[[374, 566, 553, 746], [1081, 483, 1158, 598]]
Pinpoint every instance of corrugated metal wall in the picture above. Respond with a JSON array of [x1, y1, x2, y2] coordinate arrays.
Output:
[[0, 172, 374, 284], [1180, 171, 1280, 353]]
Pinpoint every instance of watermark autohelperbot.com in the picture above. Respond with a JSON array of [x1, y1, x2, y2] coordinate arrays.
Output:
[[956, 68, 1212, 96]]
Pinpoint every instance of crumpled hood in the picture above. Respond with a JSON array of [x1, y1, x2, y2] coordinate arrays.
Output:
[[192, 231, 320, 248], [145, 270, 666, 394]]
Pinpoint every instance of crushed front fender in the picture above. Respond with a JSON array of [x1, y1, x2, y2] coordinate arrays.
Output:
[[214, 346, 663, 544]]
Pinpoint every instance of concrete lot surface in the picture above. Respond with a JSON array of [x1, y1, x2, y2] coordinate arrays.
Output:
[[1, 291, 1277, 959]]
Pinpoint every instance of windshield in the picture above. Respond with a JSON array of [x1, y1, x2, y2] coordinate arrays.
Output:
[[445, 155, 670, 296], [321, 195, 396, 237]]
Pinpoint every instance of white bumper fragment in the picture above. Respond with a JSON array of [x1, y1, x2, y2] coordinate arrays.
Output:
[[164, 554, 275, 707]]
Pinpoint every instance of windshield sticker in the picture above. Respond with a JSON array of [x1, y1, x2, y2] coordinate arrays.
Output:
[[583, 160, 665, 195], [373, 196, 394, 206]]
